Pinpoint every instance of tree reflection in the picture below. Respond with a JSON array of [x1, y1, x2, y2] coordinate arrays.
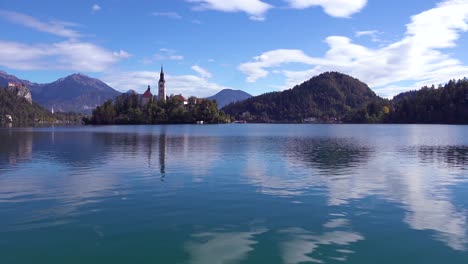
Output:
[[285, 138, 372, 171], [417, 146, 468, 168]]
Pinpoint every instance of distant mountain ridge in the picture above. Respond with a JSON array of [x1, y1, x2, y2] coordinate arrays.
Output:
[[0, 71, 38, 88], [207, 89, 252, 108], [32, 73, 121, 113], [0, 71, 121, 113]]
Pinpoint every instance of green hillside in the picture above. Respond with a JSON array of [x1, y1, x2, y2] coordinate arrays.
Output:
[[0, 87, 54, 125], [223, 72, 380, 122]]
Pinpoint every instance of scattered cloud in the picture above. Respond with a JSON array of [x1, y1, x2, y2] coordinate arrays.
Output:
[[158, 48, 184, 60], [152, 12, 183, 19], [239, 49, 328, 83], [355, 30, 384, 42], [0, 10, 131, 72], [285, 0, 367, 18], [0, 9, 81, 38], [239, 0, 468, 98], [113, 50, 132, 58], [186, 0, 273, 21], [102, 70, 229, 97], [355, 30, 378, 37], [92, 4, 101, 13], [0, 39, 128, 72], [140, 49, 185, 64], [191, 65, 212, 78]]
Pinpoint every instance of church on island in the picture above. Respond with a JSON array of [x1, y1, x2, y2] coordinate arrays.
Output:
[[141, 66, 187, 106]]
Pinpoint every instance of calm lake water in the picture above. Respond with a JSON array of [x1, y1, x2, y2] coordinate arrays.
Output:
[[1, 124, 467, 263]]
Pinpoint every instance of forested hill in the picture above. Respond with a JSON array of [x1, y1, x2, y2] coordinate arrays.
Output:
[[0, 86, 54, 125], [223, 72, 380, 122]]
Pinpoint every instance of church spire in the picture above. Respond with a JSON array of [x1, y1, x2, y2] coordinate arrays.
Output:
[[160, 65, 165, 82], [158, 66, 166, 102]]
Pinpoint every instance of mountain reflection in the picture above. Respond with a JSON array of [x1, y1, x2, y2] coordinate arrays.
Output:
[[0, 125, 467, 254], [285, 138, 372, 171], [242, 133, 468, 251]]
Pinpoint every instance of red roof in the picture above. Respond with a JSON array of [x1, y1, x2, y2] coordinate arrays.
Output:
[[8, 82, 20, 87], [143, 88, 152, 98], [173, 94, 186, 101]]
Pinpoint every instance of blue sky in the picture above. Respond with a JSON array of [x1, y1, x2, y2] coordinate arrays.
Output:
[[1, 0, 468, 98]]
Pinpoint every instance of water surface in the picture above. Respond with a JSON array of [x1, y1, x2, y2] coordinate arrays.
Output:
[[1, 124, 467, 263]]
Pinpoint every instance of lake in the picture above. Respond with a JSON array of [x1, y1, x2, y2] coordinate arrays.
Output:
[[1, 124, 467, 263]]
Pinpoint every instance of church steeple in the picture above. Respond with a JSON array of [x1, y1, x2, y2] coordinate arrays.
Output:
[[160, 66, 165, 82], [158, 66, 166, 102]]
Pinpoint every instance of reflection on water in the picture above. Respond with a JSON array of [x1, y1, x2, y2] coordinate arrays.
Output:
[[0, 129, 33, 165], [0, 125, 467, 263], [417, 146, 468, 168], [286, 138, 372, 171], [186, 228, 267, 264], [159, 132, 167, 176], [280, 226, 363, 264]]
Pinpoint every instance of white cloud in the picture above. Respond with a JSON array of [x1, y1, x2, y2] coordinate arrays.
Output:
[[92, 4, 101, 12], [355, 30, 384, 42], [152, 12, 182, 19], [239, 49, 328, 83], [239, 0, 468, 98], [102, 70, 229, 97], [285, 0, 367, 17], [355, 30, 379, 37], [186, 0, 273, 21], [191, 65, 212, 78], [113, 50, 132, 58], [0, 40, 128, 72], [155, 48, 184, 61], [0, 10, 131, 72], [0, 9, 81, 38]]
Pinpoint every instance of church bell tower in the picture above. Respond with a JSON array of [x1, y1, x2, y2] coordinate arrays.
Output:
[[158, 66, 166, 102]]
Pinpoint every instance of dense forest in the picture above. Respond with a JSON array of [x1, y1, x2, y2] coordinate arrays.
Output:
[[84, 93, 232, 125], [344, 79, 468, 124], [223, 72, 468, 124], [223, 72, 382, 123]]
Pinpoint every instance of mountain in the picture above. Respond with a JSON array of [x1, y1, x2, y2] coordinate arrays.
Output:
[[32, 74, 121, 113], [0, 71, 38, 88], [222, 72, 379, 122], [207, 89, 252, 108], [0, 71, 121, 113]]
